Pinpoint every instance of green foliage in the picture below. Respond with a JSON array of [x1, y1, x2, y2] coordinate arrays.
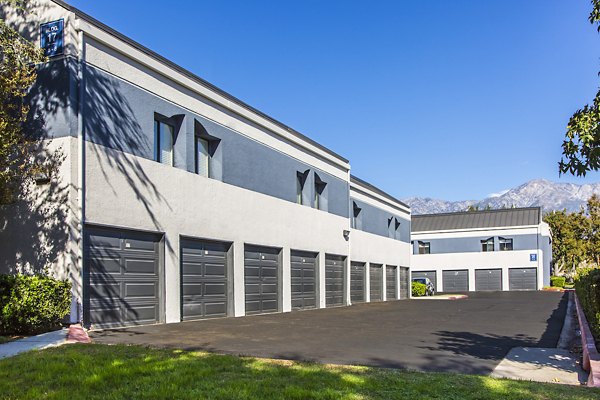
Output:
[[0, 274, 71, 335], [550, 276, 566, 288], [574, 267, 600, 343], [559, 1, 600, 176], [412, 281, 426, 297], [0, 6, 57, 204], [543, 195, 600, 278]]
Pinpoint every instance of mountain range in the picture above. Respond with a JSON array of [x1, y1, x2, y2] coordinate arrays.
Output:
[[402, 179, 600, 215]]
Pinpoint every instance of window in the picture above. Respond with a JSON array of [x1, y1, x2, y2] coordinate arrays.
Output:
[[388, 217, 395, 238], [314, 173, 327, 210], [352, 202, 362, 229], [296, 171, 308, 205], [154, 118, 174, 166], [196, 137, 209, 177], [418, 241, 430, 254], [499, 237, 513, 251], [394, 218, 402, 240], [481, 237, 494, 252]]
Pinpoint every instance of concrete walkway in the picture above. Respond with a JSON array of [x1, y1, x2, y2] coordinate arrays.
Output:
[[491, 347, 588, 385], [0, 328, 68, 359], [491, 291, 588, 386], [412, 294, 468, 300]]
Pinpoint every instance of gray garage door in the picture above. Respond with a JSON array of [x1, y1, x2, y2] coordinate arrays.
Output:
[[399, 267, 409, 299], [245, 245, 280, 315], [442, 270, 469, 292], [291, 250, 317, 310], [84, 226, 161, 329], [350, 262, 366, 303], [325, 254, 345, 307], [181, 238, 230, 321], [412, 270, 437, 292], [370, 264, 383, 302], [509, 268, 537, 291], [475, 269, 502, 291], [386, 265, 397, 300]]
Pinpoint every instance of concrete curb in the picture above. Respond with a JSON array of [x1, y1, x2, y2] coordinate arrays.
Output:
[[0, 328, 67, 359], [67, 324, 91, 343], [573, 292, 600, 387]]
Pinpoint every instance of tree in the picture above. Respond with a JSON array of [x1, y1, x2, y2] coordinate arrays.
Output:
[[0, 1, 52, 204], [559, 1, 600, 176]]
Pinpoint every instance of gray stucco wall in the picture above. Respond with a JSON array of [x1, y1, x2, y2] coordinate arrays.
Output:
[[78, 63, 349, 217], [412, 234, 539, 254], [351, 198, 410, 242], [28, 57, 77, 140]]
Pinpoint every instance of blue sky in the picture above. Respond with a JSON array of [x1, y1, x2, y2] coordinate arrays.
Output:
[[69, 0, 600, 201]]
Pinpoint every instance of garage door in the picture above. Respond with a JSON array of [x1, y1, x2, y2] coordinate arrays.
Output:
[[509, 268, 537, 291], [370, 264, 383, 302], [399, 267, 409, 299], [442, 270, 468, 292], [412, 270, 437, 292], [325, 254, 345, 307], [245, 245, 280, 315], [350, 262, 366, 303], [84, 226, 161, 329], [386, 265, 397, 300], [291, 250, 317, 310], [475, 269, 502, 291], [181, 238, 230, 321]]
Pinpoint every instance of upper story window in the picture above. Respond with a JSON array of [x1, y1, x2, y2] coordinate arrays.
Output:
[[154, 118, 174, 166], [314, 173, 327, 210], [196, 137, 210, 177], [418, 241, 430, 254], [481, 237, 494, 252], [352, 202, 362, 229], [296, 170, 309, 205], [394, 218, 402, 240], [499, 237, 513, 251], [388, 217, 395, 238]]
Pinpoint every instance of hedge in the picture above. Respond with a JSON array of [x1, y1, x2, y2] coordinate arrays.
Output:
[[0, 274, 71, 335], [412, 281, 426, 297], [574, 267, 600, 345], [550, 276, 566, 288]]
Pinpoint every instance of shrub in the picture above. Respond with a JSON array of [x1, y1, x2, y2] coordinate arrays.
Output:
[[0, 274, 71, 335], [574, 267, 600, 345], [412, 281, 426, 297], [550, 276, 566, 288]]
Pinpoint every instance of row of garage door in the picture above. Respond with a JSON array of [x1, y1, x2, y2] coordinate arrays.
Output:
[[412, 268, 538, 293], [84, 227, 409, 328]]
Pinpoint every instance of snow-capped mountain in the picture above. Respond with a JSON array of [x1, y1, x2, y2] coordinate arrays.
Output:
[[403, 179, 600, 215]]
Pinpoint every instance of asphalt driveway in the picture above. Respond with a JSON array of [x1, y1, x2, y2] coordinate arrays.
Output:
[[91, 291, 567, 375]]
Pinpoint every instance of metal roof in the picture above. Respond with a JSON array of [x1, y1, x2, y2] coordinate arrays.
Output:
[[411, 207, 542, 232]]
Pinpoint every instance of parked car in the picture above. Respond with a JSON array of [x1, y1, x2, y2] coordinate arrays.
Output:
[[412, 277, 435, 296]]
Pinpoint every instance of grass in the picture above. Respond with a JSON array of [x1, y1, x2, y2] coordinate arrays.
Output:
[[0, 344, 597, 399]]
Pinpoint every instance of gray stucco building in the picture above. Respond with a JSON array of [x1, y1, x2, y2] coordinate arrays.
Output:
[[0, 1, 411, 328]]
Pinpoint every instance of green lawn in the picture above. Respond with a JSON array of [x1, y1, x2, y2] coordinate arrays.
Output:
[[0, 344, 597, 399]]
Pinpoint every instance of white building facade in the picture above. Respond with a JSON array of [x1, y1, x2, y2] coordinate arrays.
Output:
[[411, 208, 551, 292]]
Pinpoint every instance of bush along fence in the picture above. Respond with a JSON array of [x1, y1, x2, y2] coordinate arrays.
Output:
[[574, 267, 600, 387], [0, 274, 71, 335]]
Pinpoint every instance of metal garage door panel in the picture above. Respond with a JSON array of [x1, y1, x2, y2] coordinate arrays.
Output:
[[350, 262, 365, 303], [326, 255, 345, 307], [85, 227, 161, 329], [442, 270, 469, 292], [181, 239, 229, 321], [386, 265, 397, 300], [509, 268, 537, 291], [412, 271, 437, 292], [370, 264, 383, 302], [291, 250, 317, 310], [399, 267, 409, 299], [475, 269, 502, 291], [245, 245, 280, 315]]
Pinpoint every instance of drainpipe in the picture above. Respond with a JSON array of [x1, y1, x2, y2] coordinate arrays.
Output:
[[75, 28, 86, 323]]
